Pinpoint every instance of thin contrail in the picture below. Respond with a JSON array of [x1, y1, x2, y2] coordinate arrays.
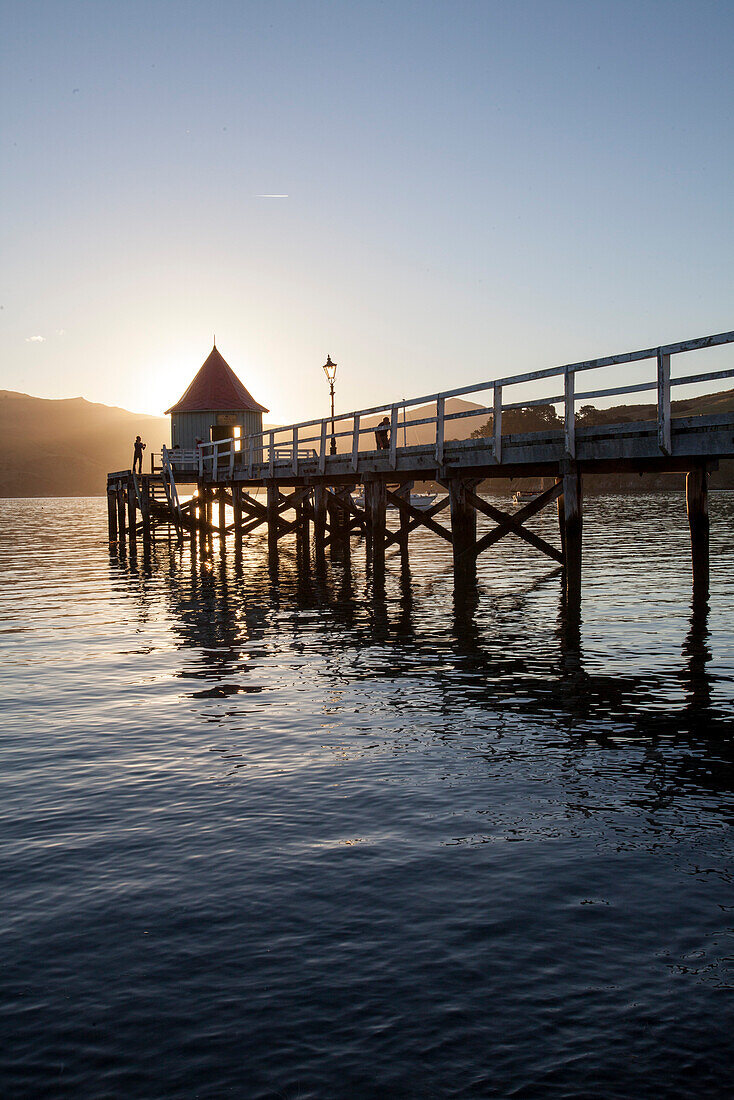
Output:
[[254, 194, 289, 198]]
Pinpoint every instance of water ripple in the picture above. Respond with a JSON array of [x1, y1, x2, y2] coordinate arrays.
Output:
[[1, 495, 734, 1097]]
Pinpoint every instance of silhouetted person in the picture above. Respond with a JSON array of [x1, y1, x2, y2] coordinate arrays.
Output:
[[375, 416, 390, 450], [133, 436, 146, 474]]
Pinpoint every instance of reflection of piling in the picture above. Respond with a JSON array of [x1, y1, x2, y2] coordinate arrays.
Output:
[[558, 596, 583, 678], [683, 590, 712, 713]]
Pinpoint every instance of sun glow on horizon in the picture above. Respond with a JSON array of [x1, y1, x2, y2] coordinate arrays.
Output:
[[134, 343, 284, 423]]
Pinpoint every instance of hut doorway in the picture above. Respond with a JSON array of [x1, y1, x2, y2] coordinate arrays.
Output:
[[210, 424, 242, 451]]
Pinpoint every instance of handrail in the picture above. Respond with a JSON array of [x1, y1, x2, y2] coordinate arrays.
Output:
[[151, 448, 199, 472], [194, 328, 734, 476], [160, 445, 184, 539]]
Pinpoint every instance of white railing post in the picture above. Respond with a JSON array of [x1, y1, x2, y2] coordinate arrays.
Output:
[[319, 420, 327, 473], [435, 394, 445, 465], [268, 431, 275, 477], [352, 414, 360, 472], [198, 445, 203, 477], [493, 384, 502, 464], [229, 438, 235, 477], [292, 426, 299, 475], [657, 350, 671, 454], [213, 441, 219, 476], [248, 436, 254, 478], [564, 370, 576, 458], [390, 404, 398, 469]]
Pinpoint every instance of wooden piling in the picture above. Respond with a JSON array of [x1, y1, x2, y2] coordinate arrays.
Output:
[[295, 492, 310, 555], [556, 476, 566, 560], [189, 490, 198, 550], [562, 465, 582, 606], [127, 477, 137, 552], [116, 482, 126, 546], [267, 483, 279, 557], [448, 478, 477, 583], [394, 482, 412, 560], [687, 466, 709, 599], [232, 485, 242, 548], [329, 488, 351, 560], [107, 489, 118, 542], [218, 488, 226, 538], [140, 477, 151, 552], [314, 485, 327, 553], [301, 490, 311, 545], [365, 479, 387, 572]]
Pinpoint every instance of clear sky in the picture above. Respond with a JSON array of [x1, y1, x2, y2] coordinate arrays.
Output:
[[2, 0, 733, 422]]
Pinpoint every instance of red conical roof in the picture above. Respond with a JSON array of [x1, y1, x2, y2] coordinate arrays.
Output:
[[165, 345, 269, 414]]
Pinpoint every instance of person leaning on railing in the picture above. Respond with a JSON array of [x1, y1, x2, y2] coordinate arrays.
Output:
[[375, 416, 390, 449]]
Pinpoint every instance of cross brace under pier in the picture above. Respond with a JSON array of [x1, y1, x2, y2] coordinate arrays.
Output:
[[108, 463, 713, 610]]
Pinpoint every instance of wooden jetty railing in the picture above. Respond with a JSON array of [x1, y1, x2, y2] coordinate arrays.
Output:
[[108, 329, 734, 611], [197, 329, 734, 479]]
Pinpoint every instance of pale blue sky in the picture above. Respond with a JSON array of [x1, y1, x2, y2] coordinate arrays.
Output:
[[2, 0, 732, 421]]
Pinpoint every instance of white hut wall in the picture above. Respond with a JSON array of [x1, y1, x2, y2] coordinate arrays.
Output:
[[171, 413, 215, 450], [171, 411, 264, 455], [241, 411, 265, 462]]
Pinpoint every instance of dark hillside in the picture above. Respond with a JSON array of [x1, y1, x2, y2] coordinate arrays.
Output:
[[0, 391, 169, 497]]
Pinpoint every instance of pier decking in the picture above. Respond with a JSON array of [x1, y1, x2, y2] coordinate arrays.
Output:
[[108, 330, 734, 607]]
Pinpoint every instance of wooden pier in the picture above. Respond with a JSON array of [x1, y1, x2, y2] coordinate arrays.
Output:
[[108, 330, 734, 609]]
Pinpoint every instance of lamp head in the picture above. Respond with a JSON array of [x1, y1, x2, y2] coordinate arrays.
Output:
[[322, 354, 337, 384]]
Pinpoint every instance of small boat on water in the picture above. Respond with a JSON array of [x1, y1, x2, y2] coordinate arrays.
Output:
[[352, 492, 437, 511], [512, 478, 552, 505], [406, 493, 437, 511]]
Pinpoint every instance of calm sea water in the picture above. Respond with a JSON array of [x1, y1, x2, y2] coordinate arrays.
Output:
[[1, 494, 734, 1099]]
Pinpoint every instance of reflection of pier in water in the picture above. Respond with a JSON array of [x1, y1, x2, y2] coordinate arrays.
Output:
[[113, 536, 733, 814]]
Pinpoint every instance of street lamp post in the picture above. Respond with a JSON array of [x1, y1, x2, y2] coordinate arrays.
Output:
[[322, 354, 338, 455]]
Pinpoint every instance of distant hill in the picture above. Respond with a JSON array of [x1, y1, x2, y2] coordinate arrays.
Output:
[[0, 391, 170, 497]]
